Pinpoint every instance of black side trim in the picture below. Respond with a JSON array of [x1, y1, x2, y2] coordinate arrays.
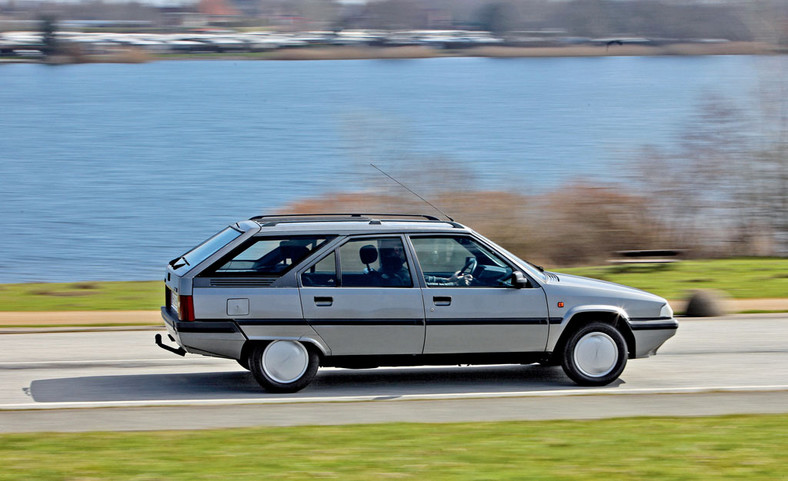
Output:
[[630, 321, 679, 331], [426, 318, 548, 325], [236, 319, 309, 326], [323, 352, 547, 368], [308, 319, 424, 326], [549, 317, 564, 324], [175, 321, 240, 334], [629, 316, 674, 322]]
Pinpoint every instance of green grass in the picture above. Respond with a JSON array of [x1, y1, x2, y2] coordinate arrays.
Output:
[[0, 258, 784, 313], [0, 281, 161, 312], [0, 415, 786, 480], [559, 257, 788, 301]]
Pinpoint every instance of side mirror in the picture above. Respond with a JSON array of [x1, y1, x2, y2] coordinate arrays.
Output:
[[512, 271, 530, 289]]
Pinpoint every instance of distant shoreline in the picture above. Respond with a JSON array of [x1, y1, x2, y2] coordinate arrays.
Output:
[[1, 42, 784, 65]]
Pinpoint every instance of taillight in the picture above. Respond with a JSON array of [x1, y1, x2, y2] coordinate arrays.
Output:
[[178, 295, 195, 321]]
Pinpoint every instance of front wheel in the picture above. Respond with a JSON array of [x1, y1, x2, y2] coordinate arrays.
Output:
[[248, 341, 319, 393], [561, 322, 627, 386]]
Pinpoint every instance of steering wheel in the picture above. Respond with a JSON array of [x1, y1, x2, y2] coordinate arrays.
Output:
[[458, 256, 478, 276]]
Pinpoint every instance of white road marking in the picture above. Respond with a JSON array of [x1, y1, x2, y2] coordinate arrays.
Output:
[[0, 358, 183, 366], [2, 384, 787, 411]]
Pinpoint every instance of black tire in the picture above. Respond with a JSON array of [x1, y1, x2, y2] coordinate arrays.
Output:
[[561, 322, 627, 386], [248, 341, 319, 393]]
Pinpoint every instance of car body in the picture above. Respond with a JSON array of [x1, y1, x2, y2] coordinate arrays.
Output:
[[157, 213, 678, 392]]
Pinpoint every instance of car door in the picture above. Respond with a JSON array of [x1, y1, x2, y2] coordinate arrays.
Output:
[[409, 235, 550, 354], [299, 235, 426, 356]]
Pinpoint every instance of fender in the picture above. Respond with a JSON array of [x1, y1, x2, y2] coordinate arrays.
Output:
[[562, 304, 629, 324], [241, 335, 331, 360], [547, 304, 635, 359]]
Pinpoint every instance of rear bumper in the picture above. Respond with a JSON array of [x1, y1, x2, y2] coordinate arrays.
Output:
[[160, 307, 247, 359], [162, 306, 179, 339], [628, 317, 679, 358]]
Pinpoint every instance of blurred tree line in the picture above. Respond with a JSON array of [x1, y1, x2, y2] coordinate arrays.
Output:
[[5, 0, 787, 46], [631, 66, 788, 259], [345, 0, 759, 40]]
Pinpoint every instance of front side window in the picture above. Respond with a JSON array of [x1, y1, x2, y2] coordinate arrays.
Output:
[[410, 236, 514, 288], [203, 236, 330, 276]]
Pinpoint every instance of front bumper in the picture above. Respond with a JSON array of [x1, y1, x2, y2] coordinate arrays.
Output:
[[627, 317, 679, 357]]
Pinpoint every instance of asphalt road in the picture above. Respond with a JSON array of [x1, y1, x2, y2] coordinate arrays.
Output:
[[1, 315, 787, 432]]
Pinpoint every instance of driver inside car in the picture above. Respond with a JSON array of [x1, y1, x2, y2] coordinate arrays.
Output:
[[423, 255, 475, 287], [424, 269, 474, 287]]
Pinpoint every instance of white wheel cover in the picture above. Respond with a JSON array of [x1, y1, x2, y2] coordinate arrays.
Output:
[[262, 341, 309, 384], [573, 332, 619, 378]]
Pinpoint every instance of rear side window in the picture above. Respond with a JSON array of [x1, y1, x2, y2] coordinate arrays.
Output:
[[171, 227, 242, 274], [301, 237, 413, 288], [202, 236, 332, 277]]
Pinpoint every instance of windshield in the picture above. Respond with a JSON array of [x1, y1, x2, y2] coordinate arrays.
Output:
[[171, 227, 242, 273]]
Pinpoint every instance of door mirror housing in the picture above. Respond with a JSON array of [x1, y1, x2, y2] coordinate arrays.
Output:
[[512, 271, 530, 289]]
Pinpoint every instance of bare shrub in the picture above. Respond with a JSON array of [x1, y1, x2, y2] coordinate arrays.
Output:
[[535, 184, 662, 266], [279, 183, 660, 268], [630, 91, 787, 257]]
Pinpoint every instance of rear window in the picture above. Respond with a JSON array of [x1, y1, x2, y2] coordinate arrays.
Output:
[[171, 227, 242, 273], [201, 236, 332, 277]]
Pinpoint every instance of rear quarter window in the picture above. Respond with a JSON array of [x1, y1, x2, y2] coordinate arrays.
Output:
[[200, 236, 333, 277], [171, 227, 242, 274]]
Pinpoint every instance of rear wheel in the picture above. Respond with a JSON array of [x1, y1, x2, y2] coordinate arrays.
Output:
[[561, 322, 627, 386], [248, 341, 319, 393]]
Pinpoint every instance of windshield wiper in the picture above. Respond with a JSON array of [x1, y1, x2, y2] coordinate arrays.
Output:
[[169, 256, 190, 268], [525, 261, 544, 272]]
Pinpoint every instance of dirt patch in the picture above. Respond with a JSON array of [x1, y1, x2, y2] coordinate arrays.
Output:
[[0, 311, 161, 326]]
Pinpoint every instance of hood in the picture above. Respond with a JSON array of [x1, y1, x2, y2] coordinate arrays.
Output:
[[549, 272, 662, 299], [543, 272, 668, 318]]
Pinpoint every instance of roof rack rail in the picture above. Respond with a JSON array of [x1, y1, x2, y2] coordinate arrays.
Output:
[[249, 213, 462, 228], [250, 213, 440, 221]]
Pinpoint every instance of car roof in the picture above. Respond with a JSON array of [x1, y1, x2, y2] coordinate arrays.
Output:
[[245, 213, 471, 235]]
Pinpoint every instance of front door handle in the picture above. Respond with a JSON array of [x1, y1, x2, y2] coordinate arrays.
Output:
[[433, 296, 452, 306], [314, 296, 333, 307]]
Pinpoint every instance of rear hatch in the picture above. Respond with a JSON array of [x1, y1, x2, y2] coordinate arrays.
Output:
[[163, 222, 258, 320]]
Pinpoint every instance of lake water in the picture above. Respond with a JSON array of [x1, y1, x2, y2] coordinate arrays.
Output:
[[1, 55, 783, 283]]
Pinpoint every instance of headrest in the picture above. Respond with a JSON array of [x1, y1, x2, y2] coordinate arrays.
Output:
[[359, 244, 378, 265]]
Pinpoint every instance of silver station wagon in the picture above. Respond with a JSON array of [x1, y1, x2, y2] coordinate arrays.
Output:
[[156, 214, 678, 392]]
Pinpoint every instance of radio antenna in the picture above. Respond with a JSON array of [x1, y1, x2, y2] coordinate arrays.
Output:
[[370, 163, 454, 221]]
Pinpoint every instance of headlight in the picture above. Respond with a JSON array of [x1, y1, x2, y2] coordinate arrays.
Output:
[[660, 303, 673, 318]]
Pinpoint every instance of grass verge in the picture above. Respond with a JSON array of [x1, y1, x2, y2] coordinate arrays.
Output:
[[0, 281, 161, 312], [1, 415, 786, 480], [559, 257, 788, 301]]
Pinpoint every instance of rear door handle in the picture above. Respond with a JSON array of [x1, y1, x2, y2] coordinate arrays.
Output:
[[314, 296, 333, 307], [433, 296, 452, 306]]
